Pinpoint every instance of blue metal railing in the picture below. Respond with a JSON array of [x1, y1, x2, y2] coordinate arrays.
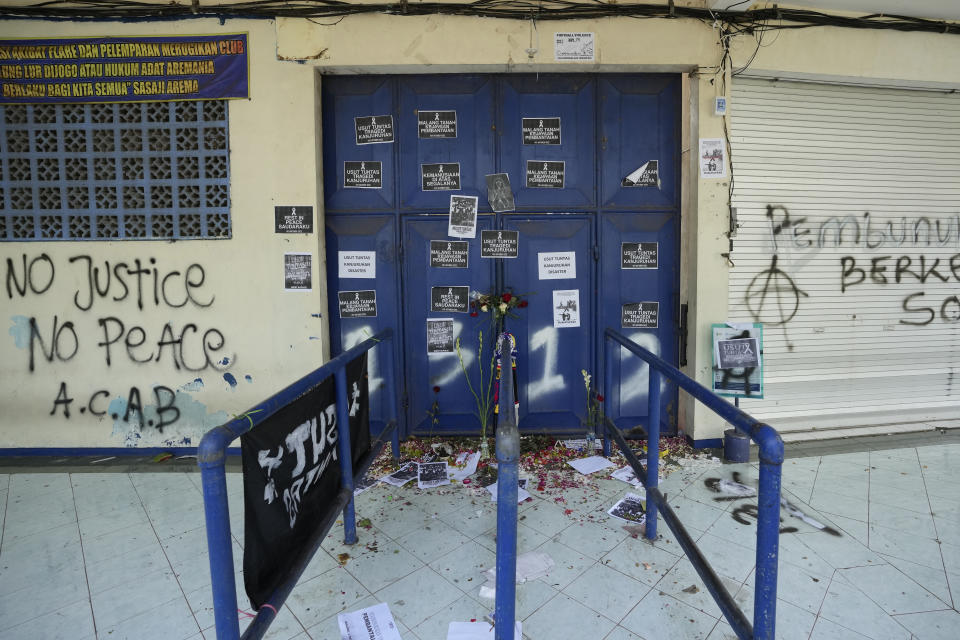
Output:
[[602, 328, 784, 640], [197, 328, 400, 640]]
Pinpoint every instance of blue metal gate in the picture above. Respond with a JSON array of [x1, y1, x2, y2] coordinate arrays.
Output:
[[323, 74, 680, 438]]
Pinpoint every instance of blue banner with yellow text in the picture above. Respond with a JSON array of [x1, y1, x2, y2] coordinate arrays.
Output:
[[0, 34, 248, 103]]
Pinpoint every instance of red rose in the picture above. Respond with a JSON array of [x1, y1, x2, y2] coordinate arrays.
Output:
[[470, 311, 479, 317], [433, 386, 441, 393], [502, 293, 513, 303], [518, 300, 528, 308], [597, 394, 605, 401]]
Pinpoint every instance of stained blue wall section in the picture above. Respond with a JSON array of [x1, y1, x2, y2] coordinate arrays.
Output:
[[323, 74, 680, 438]]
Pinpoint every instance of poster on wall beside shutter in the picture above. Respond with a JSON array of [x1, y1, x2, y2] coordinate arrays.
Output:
[[711, 323, 763, 399], [554, 32, 595, 61], [699, 138, 726, 178]]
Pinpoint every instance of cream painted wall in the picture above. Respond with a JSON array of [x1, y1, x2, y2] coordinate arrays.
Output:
[[0, 19, 327, 448], [2, 9, 957, 447]]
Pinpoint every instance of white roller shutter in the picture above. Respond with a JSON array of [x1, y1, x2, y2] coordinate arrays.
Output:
[[727, 78, 960, 438]]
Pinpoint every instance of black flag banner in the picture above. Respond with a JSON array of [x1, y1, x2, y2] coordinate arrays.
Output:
[[240, 353, 370, 609]]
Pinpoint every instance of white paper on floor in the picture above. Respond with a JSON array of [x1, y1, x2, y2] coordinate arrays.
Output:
[[418, 461, 451, 489], [717, 479, 756, 497], [486, 478, 530, 503], [380, 462, 418, 487], [447, 621, 522, 640], [557, 438, 604, 451], [338, 602, 403, 640], [567, 455, 615, 475], [610, 465, 643, 487], [607, 493, 647, 524], [449, 451, 481, 481], [479, 551, 555, 597]]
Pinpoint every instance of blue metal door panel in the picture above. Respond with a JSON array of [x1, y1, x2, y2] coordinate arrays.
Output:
[[398, 76, 495, 211], [599, 212, 679, 432], [325, 214, 401, 434], [502, 215, 594, 432], [500, 76, 596, 210], [402, 216, 496, 434], [322, 77, 396, 213], [599, 76, 680, 211]]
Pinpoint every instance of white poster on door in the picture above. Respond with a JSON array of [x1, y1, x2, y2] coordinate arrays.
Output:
[[338, 251, 376, 279], [538, 251, 576, 280], [553, 289, 581, 328]]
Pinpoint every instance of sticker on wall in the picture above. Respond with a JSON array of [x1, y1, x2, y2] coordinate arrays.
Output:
[[422, 163, 461, 191], [274, 206, 313, 234], [430, 240, 469, 268], [338, 251, 376, 279], [553, 289, 581, 328], [338, 290, 377, 318], [354, 115, 394, 145], [554, 32, 595, 61], [538, 251, 576, 279], [522, 118, 562, 145], [344, 161, 383, 189], [621, 302, 659, 329], [481, 230, 519, 259], [284, 253, 312, 291], [621, 242, 658, 269], [448, 195, 478, 239], [431, 286, 470, 313], [621, 160, 660, 188], [716, 338, 760, 370], [699, 138, 727, 178], [485, 173, 516, 212], [526, 161, 565, 188], [427, 318, 455, 355], [418, 110, 457, 139]]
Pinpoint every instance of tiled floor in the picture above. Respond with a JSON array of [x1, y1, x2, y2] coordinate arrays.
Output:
[[1, 441, 958, 639]]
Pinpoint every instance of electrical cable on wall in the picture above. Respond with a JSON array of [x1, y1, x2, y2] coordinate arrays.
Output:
[[0, 1, 958, 36]]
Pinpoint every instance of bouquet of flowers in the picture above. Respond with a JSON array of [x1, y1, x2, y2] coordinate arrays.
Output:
[[469, 290, 529, 322]]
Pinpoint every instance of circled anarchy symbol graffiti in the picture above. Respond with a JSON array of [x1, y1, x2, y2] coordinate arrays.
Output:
[[745, 255, 808, 326]]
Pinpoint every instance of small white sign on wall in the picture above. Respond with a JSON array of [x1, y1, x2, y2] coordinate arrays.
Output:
[[538, 251, 576, 280], [553, 289, 581, 328], [338, 251, 376, 279], [554, 32, 595, 61]]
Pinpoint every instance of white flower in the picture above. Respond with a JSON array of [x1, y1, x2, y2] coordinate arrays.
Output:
[[499, 303, 508, 313], [581, 369, 591, 390], [480, 305, 488, 312]]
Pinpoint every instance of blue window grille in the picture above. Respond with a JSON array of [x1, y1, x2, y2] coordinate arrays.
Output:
[[0, 100, 230, 241]]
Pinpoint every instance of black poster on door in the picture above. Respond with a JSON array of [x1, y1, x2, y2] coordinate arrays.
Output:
[[522, 117, 562, 145], [526, 160, 565, 188], [422, 163, 461, 191], [338, 290, 378, 318], [418, 110, 457, 138], [344, 161, 383, 188], [622, 302, 659, 328], [354, 115, 394, 144], [480, 230, 519, 258], [430, 286, 470, 313], [430, 240, 469, 268], [241, 353, 369, 609], [621, 242, 658, 269]]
